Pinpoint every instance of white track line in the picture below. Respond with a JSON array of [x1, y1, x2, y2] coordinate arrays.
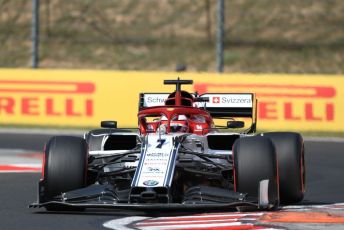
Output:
[[103, 213, 279, 230], [136, 222, 248, 230], [151, 213, 264, 220], [103, 217, 148, 230]]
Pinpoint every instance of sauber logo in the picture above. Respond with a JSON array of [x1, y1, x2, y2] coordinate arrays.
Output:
[[0, 80, 95, 117], [194, 83, 336, 122], [212, 97, 220, 103]]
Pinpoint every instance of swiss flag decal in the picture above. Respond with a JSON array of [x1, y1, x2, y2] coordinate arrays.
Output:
[[212, 97, 220, 103]]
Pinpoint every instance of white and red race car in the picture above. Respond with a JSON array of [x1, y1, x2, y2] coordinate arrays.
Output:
[[31, 79, 305, 211]]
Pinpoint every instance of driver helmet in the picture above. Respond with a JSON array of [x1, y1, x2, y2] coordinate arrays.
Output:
[[170, 120, 188, 133]]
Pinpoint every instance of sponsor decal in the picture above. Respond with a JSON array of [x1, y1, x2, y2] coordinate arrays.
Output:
[[221, 96, 251, 104], [199, 94, 253, 108], [146, 97, 166, 104], [143, 94, 169, 107], [195, 125, 203, 130], [156, 139, 166, 148], [1, 71, 342, 131], [146, 152, 169, 158], [142, 180, 159, 186], [147, 167, 160, 172], [0, 80, 95, 118], [136, 135, 175, 187], [212, 96, 220, 104], [194, 83, 337, 124]]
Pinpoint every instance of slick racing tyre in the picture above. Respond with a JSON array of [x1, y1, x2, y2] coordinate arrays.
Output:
[[232, 136, 279, 208], [42, 136, 88, 211], [261, 132, 305, 204]]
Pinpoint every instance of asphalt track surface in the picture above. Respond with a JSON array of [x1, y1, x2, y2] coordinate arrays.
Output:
[[0, 131, 344, 230]]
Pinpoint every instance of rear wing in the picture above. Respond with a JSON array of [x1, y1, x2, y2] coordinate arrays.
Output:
[[196, 93, 256, 118], [139, 93, 171, 109], [198, 93, 257, 133], [139, 93, 257, 133], [139, 93, 256, 117]]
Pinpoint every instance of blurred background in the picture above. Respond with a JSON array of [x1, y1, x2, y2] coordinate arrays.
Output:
[[1, 0, 343, 73]]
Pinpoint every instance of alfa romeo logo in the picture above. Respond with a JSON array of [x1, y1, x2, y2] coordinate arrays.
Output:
[[143, 180, 159, 186]]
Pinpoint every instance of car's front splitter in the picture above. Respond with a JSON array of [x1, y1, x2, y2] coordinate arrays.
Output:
[[29, 200, 266, 212]]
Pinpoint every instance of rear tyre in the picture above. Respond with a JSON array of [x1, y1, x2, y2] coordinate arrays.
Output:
[[42, 136, 88, 211], [232, 136, 279, 208], [261, 132, 305, 204]]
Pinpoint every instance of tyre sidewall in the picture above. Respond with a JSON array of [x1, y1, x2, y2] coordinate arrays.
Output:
[[233, 136, 279, 207], [43, 136, 88, 200], [262, 132, 305, 203]]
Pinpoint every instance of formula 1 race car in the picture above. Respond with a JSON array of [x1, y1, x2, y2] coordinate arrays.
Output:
[[30, 79, 305, 211]]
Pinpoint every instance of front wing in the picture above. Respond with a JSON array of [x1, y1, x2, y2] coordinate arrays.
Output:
[[29, 201, 262, 212], [29, 180, 276, 212]]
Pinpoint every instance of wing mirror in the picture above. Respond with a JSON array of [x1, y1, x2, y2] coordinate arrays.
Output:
[[101, 120, 117, 128], [227, 121, 245, 128]]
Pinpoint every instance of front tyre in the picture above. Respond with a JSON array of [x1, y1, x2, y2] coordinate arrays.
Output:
[[262, 132, 305, 204], [40, 136, 88, 210], [233, 136, 279, 208]]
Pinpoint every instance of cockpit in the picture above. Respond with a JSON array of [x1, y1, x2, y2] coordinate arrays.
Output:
[[140, 112, 211, 135], [138, 78, 213, 135]]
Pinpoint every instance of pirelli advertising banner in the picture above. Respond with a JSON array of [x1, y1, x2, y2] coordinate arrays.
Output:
[[0, 69, 343, 132]]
